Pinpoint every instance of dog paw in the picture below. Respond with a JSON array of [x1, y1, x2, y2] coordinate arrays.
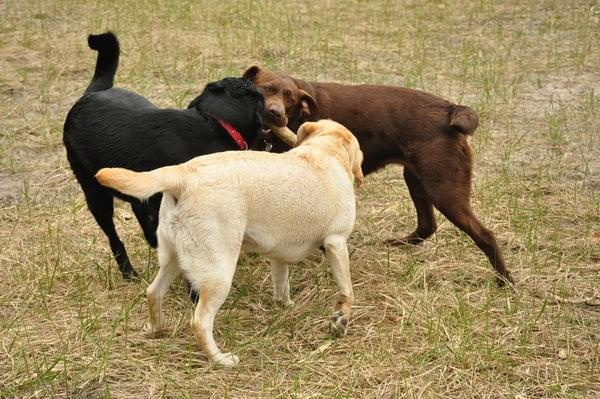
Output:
[[274, 298, 295, 308], [386, 236, 425, 246], [212, 352, 240, 367], [142, 323, 167, 338], [329, 310, 349, 337], [496, 273, 515, 288], [121, 267, 139, 281]]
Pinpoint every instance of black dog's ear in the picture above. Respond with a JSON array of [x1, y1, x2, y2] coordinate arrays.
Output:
[[187, 94, 202, 109], [191, 81, 225, 110], [298, 90, 319, 120], [204, 81, 225, 92], [242, 66, 261, 82]]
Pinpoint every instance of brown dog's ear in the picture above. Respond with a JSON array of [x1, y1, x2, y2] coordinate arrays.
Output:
[[295, 121, 319, 146], [242, 65, 261, 82], [298, 89, 319, 120]]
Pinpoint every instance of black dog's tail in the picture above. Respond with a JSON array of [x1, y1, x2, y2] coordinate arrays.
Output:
[[84, 32, 120, 94], [449, 104, 479, 136]]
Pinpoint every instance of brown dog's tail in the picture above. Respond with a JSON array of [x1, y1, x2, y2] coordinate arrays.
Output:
[[95, 165, 184, 200], [449, 105, 479, 135]]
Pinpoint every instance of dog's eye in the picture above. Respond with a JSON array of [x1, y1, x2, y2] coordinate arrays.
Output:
[[287, 97, 295, 105], [263, 87, 273, 94]]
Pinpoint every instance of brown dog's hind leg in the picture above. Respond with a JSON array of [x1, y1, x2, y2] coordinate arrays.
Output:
[[433, 197, 513, 287], [387, 168, 437, 246]]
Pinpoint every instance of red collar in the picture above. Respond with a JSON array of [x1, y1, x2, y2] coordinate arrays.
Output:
[[207, 113, 248, 150]]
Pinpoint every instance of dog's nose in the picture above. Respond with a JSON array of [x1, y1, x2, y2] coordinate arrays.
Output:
[[268, 107, 283, 121]]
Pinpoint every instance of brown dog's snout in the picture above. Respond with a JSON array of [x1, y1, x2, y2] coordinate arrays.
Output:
[[263, 100, 288, 127], [267, 107, 283, 120], [266, 105, 285, 125]]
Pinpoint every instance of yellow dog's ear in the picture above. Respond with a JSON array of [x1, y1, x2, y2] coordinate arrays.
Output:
[[352, 147, 365, 188], [295, 121, 319, 146], [337, 125, 364, 188]]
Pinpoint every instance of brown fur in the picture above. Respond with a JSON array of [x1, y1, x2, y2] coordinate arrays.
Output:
[[244, 66, 512, 286]]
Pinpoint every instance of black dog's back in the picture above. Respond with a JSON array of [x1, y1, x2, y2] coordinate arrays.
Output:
[[92, 88, 155, 109], [65, 99, 228, 175]]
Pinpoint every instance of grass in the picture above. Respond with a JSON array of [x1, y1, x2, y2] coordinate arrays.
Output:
[[1, 0, 599, 397]]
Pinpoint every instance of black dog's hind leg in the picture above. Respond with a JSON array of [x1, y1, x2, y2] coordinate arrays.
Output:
[[186, 280, 200, 304], [131, 196, 160, 248], [82, 179, 138, 279]]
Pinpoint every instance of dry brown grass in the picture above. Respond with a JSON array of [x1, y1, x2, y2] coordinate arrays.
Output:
[[1, 0, 599, 397]]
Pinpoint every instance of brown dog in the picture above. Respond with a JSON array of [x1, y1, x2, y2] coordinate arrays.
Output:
[[244, 66, 513, 286]]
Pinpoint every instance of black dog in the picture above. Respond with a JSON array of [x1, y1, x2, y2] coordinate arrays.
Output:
[[63, 32, 265, 279]]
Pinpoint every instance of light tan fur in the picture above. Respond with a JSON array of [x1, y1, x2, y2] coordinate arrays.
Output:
[[273, 121, 364, 187], [95, 165, 185, 200], [95, 119, 364, 367]]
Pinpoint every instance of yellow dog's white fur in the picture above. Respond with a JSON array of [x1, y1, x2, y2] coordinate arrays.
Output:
[[96, 119, 364, 367]]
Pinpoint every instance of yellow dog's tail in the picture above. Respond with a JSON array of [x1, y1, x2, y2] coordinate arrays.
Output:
[[95, 164, 184, 200]]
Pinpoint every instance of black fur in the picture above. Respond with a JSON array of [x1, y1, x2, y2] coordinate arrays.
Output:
[[63, 32, 264, 279], [85, 32, 120, 93]]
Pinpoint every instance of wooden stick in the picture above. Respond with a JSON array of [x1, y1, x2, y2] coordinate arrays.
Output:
[[270, 125, 297, 147]]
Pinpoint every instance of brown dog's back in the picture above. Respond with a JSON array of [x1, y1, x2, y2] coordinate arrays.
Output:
[[292, 81, 476, 174]]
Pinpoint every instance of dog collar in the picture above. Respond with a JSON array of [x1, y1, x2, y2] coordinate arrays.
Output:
[[207, 113, 248, 150]]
